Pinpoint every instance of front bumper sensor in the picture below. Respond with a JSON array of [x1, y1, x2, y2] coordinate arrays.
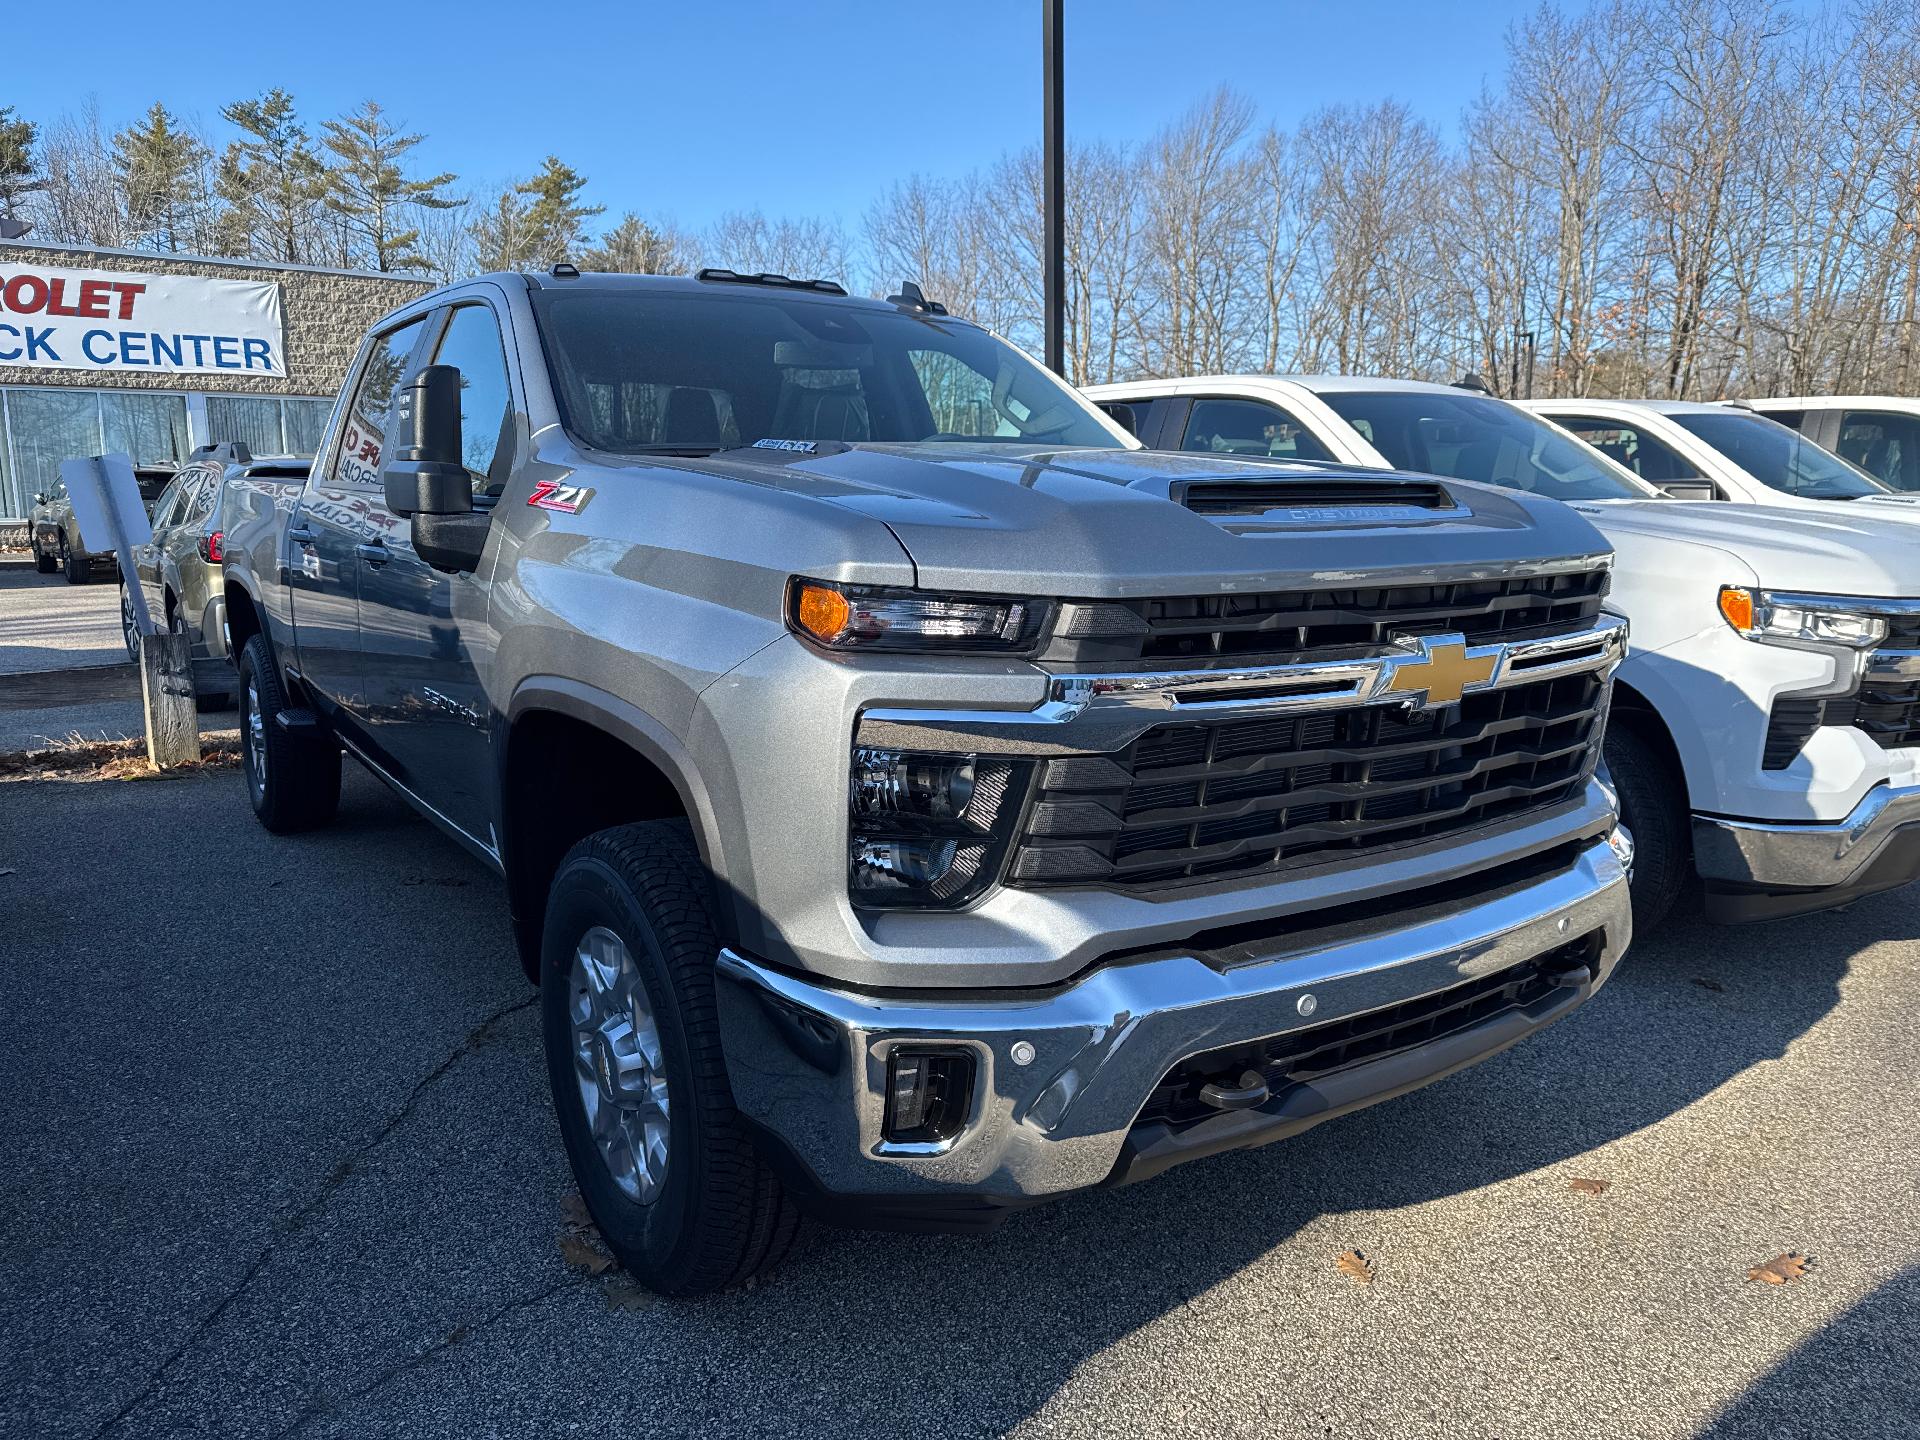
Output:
[[1693, 781, 1920, 923]]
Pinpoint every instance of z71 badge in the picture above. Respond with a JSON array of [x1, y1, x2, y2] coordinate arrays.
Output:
[[528, 479, 592, 514]]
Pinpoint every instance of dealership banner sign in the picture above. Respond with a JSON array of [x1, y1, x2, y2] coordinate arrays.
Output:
[[0, 262, 286, 377]]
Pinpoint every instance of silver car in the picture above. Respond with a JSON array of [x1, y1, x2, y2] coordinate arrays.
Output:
[[123, 443, 309, 707]]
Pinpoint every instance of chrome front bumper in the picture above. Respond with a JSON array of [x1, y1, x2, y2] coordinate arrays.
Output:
[[716, 834, 1631, 1212], [1694, 781, 1920, 921]]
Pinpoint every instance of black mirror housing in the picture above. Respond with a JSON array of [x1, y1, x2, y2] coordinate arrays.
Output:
[[1658, 480, 1720, 501], [1096, 402, 1138, 437], [382, 364, 471, 518]]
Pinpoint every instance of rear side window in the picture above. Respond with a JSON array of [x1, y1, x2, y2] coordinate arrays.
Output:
[[331, 316, 427, 489], [1837, 410, 1920, 492], [1551, 415, 1701, 484], [1181, 398, 1335, 462]]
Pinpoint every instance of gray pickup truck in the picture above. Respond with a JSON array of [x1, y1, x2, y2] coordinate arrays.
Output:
[[222, 267, 1633, 1295]]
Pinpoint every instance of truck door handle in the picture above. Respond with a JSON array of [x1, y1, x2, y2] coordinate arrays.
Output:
[[287, 524, 317, 545], [356, 541, 390, 567]]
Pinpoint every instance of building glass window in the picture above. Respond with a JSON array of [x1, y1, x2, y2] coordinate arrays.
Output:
[[206, 395, 286, 456], [8, 389, 102, 506], [101, 393, 191, 468], [284, 399, 333, 455]]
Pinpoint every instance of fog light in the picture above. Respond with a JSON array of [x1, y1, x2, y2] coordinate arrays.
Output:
[[883, 1048, 974, 1144], [1607, 823, 1635, 877]]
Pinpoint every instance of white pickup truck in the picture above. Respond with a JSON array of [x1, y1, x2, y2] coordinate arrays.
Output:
[[1525, 397, 1920, 522], [1087, 375, 1920, 928], [1744, 396, 1920, 495]]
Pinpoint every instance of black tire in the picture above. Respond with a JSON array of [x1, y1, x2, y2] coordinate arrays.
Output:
[[33, 541, 57, 574], [542, 822, 799, 1296], [1605, 720, 1689, 933], [119, 585, 141, 662], [237, 632, 340, 833], [62, 538, 88, 584]]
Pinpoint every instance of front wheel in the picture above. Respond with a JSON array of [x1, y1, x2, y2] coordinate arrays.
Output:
[[542, 822, 798, 1296], [62, 539, 88, 584], [1605, 721, 1689, 933], [33, 539, 57, 574], [237, 633, 340, 832]]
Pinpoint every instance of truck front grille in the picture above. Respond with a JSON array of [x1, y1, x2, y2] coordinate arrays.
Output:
[[1008, 671, 1605, 890], [1133, 934, 1599, 1131], [1135, 569, 1607, 663], [1763, 634, 1920, 768]]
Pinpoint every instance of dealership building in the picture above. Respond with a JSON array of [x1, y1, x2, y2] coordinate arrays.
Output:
[[0, 240, 432, 519]]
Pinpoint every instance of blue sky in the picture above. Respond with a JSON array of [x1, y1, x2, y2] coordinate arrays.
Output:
[[12, 0, 1553, 233]]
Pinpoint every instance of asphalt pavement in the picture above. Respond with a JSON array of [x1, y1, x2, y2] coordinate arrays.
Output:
[[3, 761, 1917, 1439]]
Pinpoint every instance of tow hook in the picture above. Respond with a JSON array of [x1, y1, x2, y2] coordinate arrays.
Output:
[[1199, 1070, 1271, 1112]]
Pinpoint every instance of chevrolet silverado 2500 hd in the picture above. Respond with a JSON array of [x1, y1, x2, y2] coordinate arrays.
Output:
[[1091, 374, 1920, 929], [223, 270, 1631, 1295]]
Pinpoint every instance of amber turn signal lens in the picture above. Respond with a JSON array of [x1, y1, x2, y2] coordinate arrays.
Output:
[[1718, 586, 1755, 633], [796, 582, 853, 643]]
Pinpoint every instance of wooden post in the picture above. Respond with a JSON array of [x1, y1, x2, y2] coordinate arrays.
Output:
[[140, 631, 199, 768]]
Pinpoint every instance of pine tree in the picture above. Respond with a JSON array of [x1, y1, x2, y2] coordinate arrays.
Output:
[[112, 103, 208, 252], [515, 156, 603, 265], [0, 106, 40, 215], [581, 212, 688, 274], [320, 101, 462, 272], [219, 89, 325, 263]]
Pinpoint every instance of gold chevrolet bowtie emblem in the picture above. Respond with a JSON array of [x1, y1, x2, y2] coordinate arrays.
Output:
[[1384, 637, 1498, 709]]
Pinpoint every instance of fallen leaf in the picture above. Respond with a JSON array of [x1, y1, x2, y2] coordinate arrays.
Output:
[[1748, 1253, 1812, 1285], [558, 1232, 613, 1275], [1569, 1177, 1611, 1196], [561, 1192, 594, 1229], [604, 1280, 657, 1312], [1691, 977, 1725, 993], [1335, 1250, 1374, 1285]]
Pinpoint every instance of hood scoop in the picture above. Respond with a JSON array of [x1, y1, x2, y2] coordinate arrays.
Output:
[[1176, 476, 1455, 518]]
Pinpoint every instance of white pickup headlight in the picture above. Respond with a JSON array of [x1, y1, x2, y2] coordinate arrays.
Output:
[[1718, 587, 1888, 650]]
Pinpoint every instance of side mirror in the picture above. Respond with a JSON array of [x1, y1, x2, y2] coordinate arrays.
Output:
[[1096, 402, 1138, 437], [381, 364, 490, 573], [1658, 480, 1720, 501], [382, 365, 471, 518]]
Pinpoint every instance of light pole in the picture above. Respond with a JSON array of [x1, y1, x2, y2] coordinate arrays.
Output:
[[1042, 0, 1065, 378]]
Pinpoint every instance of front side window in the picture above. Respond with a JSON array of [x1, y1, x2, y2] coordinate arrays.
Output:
[[531, 288, 1126, 455], [331, 317, 427, 488], [1837, 410, 1920, 492], [428, 305, 514, 492], [1182, 398, 1335, 462], [1671, 411, 1886, 500], [1551, 415, 1701, 484], [1317, 390, 1652, 501]]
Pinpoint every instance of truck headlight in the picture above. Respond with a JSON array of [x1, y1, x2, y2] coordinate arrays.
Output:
[[849, 747, 1028, 908], [1718, 587, 1887, 650], [789, 579, 1045, 655]]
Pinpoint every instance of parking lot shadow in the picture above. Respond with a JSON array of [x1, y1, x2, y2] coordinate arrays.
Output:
[[1697, 1265, 1920, 1439]]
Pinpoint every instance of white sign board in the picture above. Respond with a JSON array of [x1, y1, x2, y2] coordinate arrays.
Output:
[[60, 453, 153, 554], [1, 261, 285, 377]]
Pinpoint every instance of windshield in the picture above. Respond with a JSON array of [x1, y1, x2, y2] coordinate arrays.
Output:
[[1317, 390, 1652, 501], [1671, 411, 1888, 500], [530, 287, 1127, 455]]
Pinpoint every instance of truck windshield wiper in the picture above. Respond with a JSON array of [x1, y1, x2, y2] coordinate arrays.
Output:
[[617, 443, 725, 458]]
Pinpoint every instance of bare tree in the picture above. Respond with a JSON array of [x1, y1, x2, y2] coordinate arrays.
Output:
[[704, 208, 853, 285]]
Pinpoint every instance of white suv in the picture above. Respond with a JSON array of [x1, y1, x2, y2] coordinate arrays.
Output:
[[1524, 397, 1920, 520], [1086, 375, 1920, 929]]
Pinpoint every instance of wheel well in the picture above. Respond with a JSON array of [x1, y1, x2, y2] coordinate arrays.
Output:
[[502, 709, 691, 981], [225, 584, 262, 661], [1609, 678, 1688, 807]]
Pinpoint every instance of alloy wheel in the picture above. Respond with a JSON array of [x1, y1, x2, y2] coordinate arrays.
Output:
[[569, 925, 671, 1204], [243, 673, 267, 805]]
